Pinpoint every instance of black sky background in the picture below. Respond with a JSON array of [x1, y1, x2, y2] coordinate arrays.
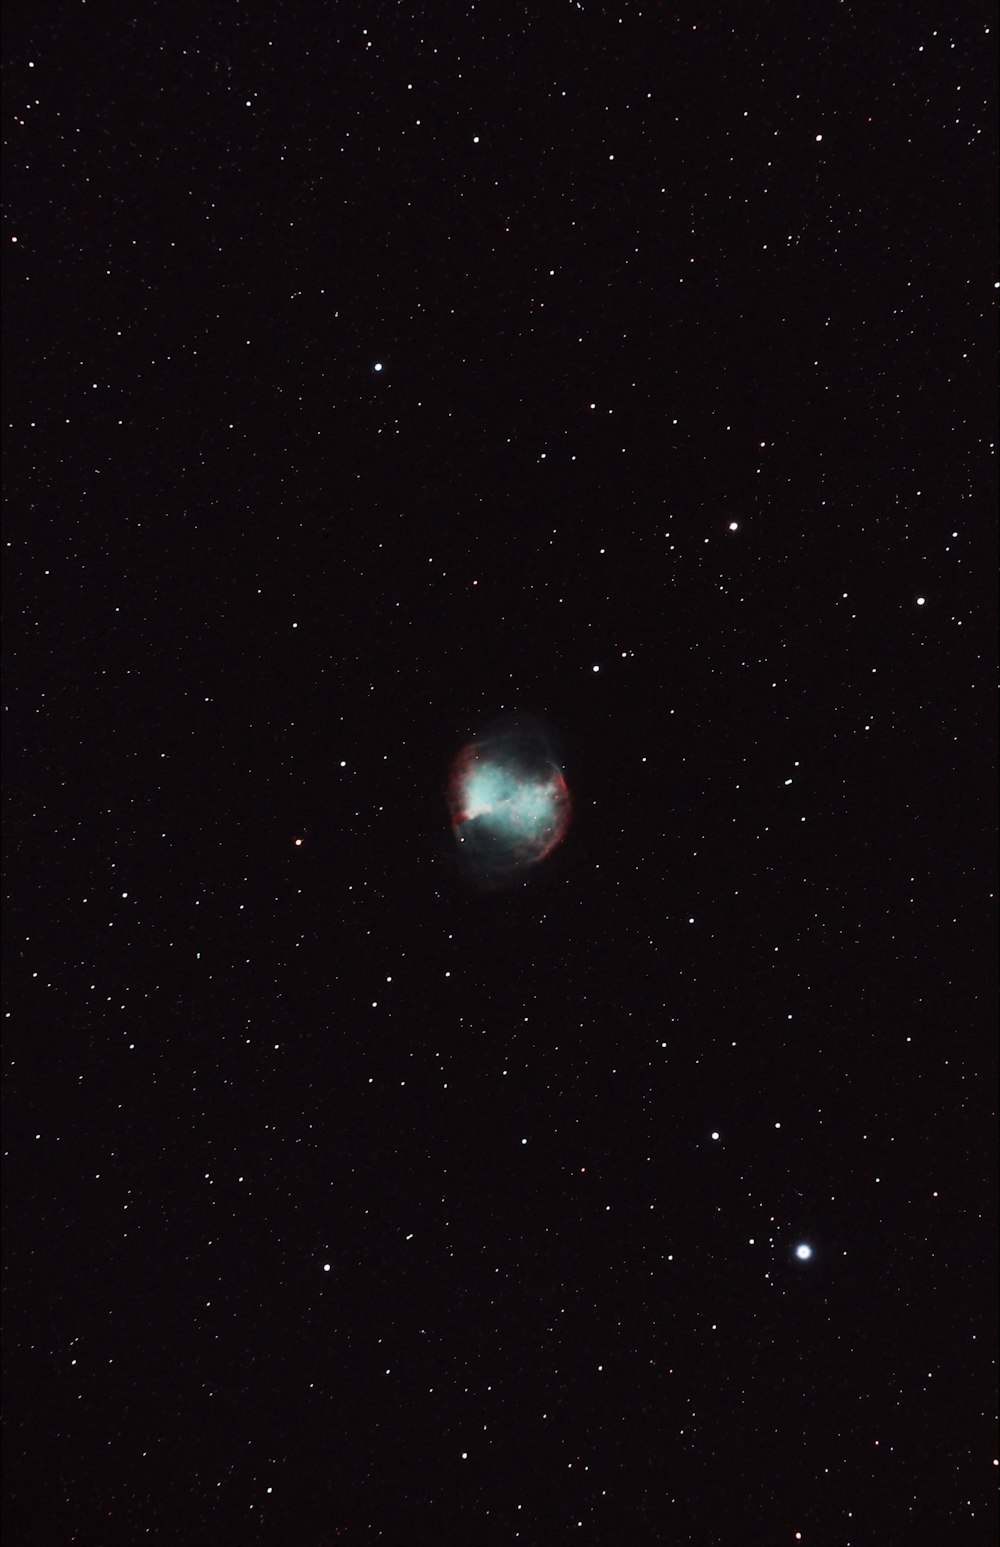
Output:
[[3, 3, 998, 1544]]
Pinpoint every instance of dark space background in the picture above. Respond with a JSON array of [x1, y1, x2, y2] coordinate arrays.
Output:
[[2, 3, 997, 1544]]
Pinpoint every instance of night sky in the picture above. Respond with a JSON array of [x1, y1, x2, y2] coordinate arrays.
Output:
[[3, 4, 998, 1545]]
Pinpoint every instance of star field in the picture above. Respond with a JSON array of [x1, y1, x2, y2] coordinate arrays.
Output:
[[3, 3, 997, 1545]]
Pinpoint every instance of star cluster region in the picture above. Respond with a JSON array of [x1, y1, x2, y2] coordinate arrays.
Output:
[[3, 3, 997, 1544]]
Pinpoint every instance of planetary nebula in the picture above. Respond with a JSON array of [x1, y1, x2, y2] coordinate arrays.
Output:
[[447, 717, 572, 886]]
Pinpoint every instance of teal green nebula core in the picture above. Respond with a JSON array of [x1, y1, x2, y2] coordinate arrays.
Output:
[[450, 738, 572, 882]]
